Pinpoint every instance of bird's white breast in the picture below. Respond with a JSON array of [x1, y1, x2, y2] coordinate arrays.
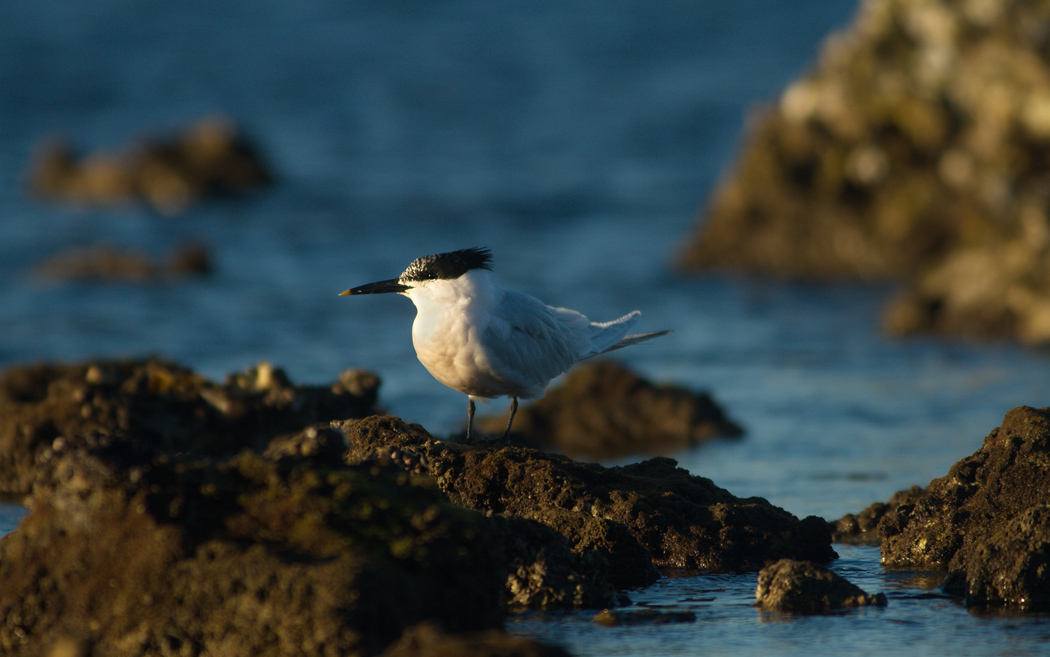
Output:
[[406, 270, 536, 399]]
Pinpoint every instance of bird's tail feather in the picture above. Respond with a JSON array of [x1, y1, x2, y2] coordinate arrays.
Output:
[[600, 330, 672, 354]]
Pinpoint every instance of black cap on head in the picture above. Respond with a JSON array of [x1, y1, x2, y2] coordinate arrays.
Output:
[[400, 247, 493, 283]]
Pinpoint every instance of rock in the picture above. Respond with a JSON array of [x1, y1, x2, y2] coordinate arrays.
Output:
[[524, 508, 660, 589], [941, 505, 1050, 608], [0, 358, 380, 494], [380, 622, 572, 657], [882, 242, 1050, 344], [676, 0, 1050, 345], [0, 442, 506, 656], [590, 609, 696, 626], [476, 361, 742, 460], [491, 514, 617, 610], [871, 406, 1050, 607], [829, 485, 924, 544], [34, 242, 212, 282], [754, 559, 886, 612], [27, 116, 272, 214], [340, 415, 835, 575]]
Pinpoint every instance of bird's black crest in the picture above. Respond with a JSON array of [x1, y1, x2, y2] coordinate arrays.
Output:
[[400, 247, 493, 283]]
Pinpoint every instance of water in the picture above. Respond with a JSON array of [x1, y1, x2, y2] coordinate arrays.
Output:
[[511, 546, 1050, 657], [2, 0, 1049, 654]]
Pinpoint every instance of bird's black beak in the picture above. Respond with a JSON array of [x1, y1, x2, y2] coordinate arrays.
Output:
[[339, 278, 410, 296]]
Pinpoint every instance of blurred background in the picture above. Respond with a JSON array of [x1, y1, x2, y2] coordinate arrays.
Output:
[[1, 0, 1048, 522]]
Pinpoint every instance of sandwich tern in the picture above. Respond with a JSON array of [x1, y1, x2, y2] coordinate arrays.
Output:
[[340, 247, 669, 440]]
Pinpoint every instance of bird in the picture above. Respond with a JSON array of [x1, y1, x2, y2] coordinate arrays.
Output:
[[340, 247, 669, 441]]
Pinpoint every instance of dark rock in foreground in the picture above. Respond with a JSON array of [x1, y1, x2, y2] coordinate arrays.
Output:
[[0, 358, 380, 494], [677, 0, 1050, 345], [477, 361, 743, 460], [28, 115, 273, 214], [842, 406, 1050, 608], [0, 442, 506, 656], [341, 415, 834, 576], [754, 559, 886, 612]]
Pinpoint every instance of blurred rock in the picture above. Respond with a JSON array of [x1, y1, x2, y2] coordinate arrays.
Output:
[[858, 406, 1050, 608], [0, 358, 380, 494], [34, 242, 212, 282], [590, 609, 696, 626], [27, 116, 273, 214], [677, 0, 1050, 345], [476, 361, 743, 460], [340, 415, 835, 576], [0, 442, 507, 656], [379, 622, 572, 657], [754, 559, 886, 612]]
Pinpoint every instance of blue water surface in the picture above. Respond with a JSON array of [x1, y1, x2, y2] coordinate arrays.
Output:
[[2, 1, 1049, 654]]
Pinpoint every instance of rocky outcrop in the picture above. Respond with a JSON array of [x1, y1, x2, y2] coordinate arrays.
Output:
[[754, 559, 886, 612], [0, 442, 507, 656], [940, 504, 1050, 608], [341, 415, 835, 576], [477, 361, 742, 460], [830, 485, 924, 544], [678, 0, 1050, 345], [27, 116, 272, 214], [0, 359, 380, 494], [840, 406, 1050, 608]]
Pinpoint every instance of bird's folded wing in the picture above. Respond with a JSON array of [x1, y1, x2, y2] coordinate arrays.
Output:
[[481, 292, 584, 389]]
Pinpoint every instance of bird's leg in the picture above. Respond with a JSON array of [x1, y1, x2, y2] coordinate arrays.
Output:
[[466, 397, 476, 441], [501, 397, 518, 442]]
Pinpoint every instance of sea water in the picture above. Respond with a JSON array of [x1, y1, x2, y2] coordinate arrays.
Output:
[[2, 1, 1049, 654]]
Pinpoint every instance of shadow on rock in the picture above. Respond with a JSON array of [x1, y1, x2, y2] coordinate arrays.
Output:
[[0, 441, 506, 656], [476, 361, 743, 460], [833, 406, 1050, 609], [0, 358, 380, 494], [340, 415, 834, 579]]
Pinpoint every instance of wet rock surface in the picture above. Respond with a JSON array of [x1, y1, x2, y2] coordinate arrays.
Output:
[[754, 559, 886, 612], [0, 358, 380, 494], [842, 406, 1050, 608], [341, 415, 835, 575], [0, 441, 506, 656], [476, 361, 743, 460], [27, 116, 272, 214], [678, 0, 1050, 345]]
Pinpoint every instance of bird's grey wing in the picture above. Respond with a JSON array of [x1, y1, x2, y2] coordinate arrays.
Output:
[[481, 291, 584, 392]]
